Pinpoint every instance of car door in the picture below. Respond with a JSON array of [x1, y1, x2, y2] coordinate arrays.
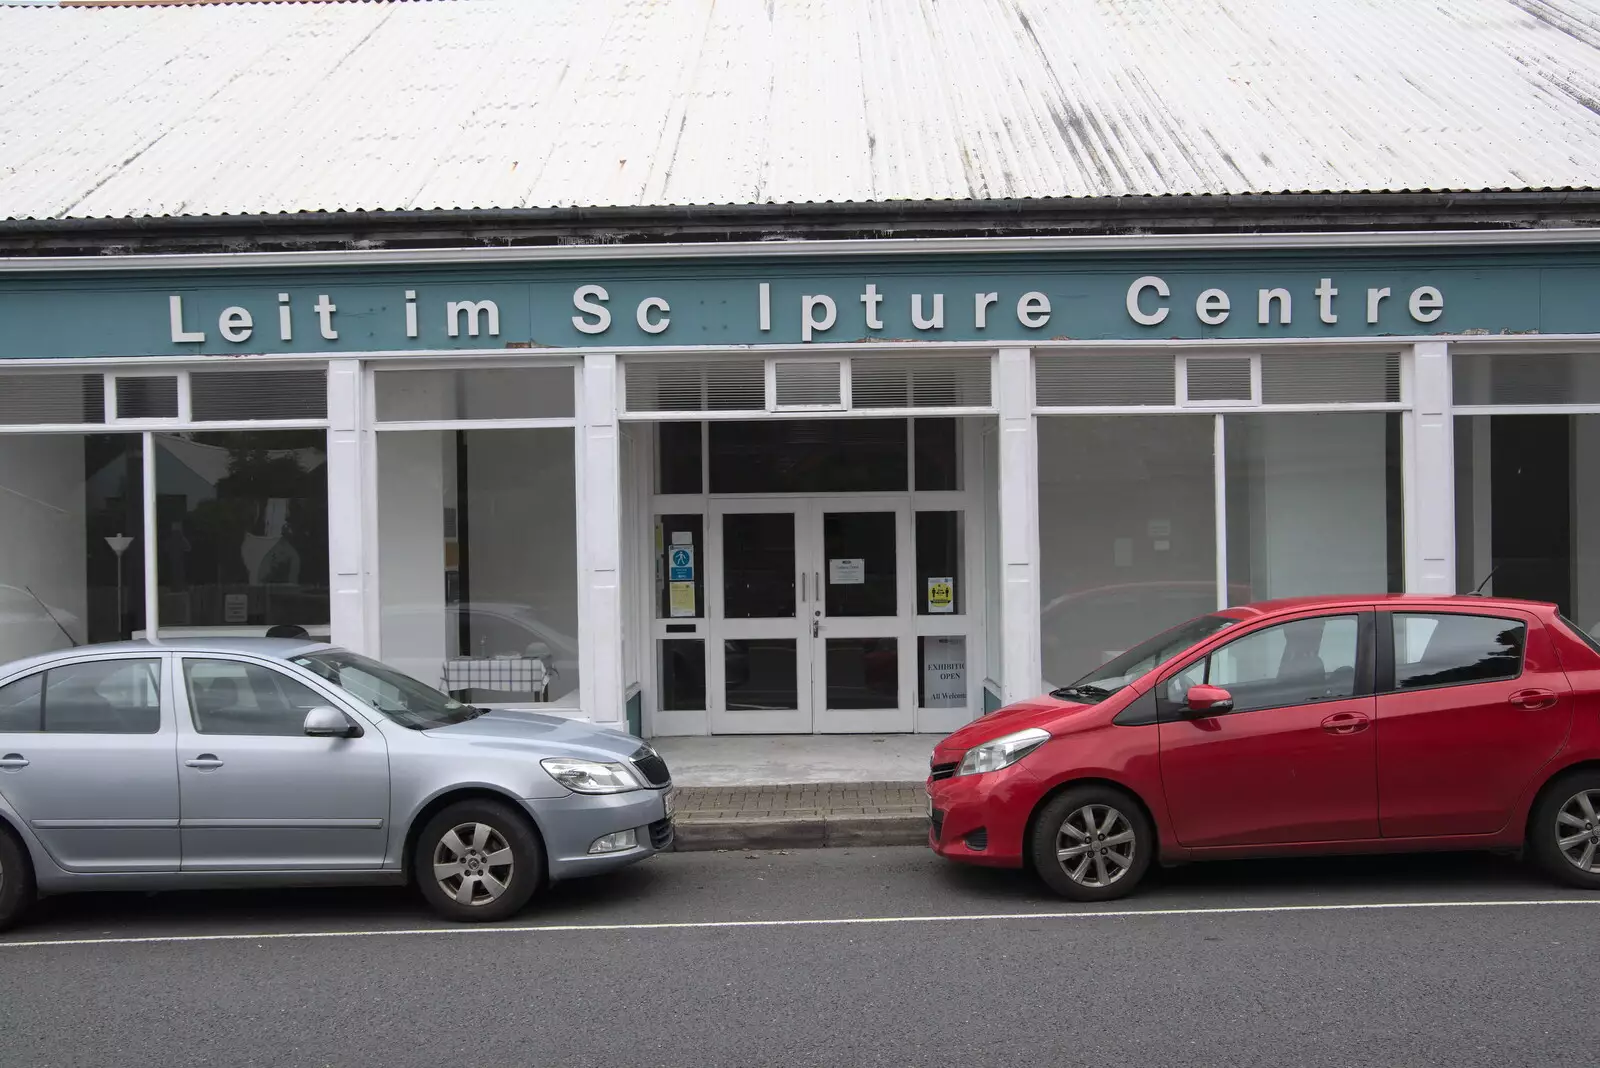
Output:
[[175, 655, 390, 871], [0, 654, 178, 872], [1374, 609, 1571, 837], [1157, 611, 1379, 847]]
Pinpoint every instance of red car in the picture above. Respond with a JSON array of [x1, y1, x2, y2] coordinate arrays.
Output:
[[928, 595, 1600, 900]]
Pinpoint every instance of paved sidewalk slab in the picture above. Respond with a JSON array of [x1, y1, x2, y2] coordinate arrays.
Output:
[[669, 781, 928, 851]]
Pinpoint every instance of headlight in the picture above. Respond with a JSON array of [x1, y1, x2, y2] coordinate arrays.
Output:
[[541, 757, 642, 794], [956, 727, 1051, 777]]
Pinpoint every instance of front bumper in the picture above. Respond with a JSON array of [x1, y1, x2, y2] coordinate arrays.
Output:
[[926, 762, 1042, 869], [524, 786, 672, 882]]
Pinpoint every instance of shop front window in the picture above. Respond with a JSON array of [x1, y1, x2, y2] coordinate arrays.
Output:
[[0, 433, 145, 663], [1456, 413, 1600, 635], [1224, 413, 1403, 603], [1037, 416, 1217, 688], [154, 431, 329, 638], [377, 426, 579, 707]]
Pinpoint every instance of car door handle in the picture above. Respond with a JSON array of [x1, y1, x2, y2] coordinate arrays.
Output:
[[0, 753, 29, 770], [184, 754, 224, 770], [1510, 689, 1559, 711], [1320, 711, 1370, 735]]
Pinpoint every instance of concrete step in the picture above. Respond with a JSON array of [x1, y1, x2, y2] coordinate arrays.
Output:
[[667, 782, 928, 851]]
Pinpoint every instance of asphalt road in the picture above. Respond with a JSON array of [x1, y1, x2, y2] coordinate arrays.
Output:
[[2, 847, 1596, 1068]]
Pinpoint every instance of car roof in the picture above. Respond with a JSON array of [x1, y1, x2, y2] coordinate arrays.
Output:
[[1218, 594, 1560, 620], [0, 638, 336, 677]]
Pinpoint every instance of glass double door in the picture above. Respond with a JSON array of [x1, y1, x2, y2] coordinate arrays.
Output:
[[709, 498, 914, 733]]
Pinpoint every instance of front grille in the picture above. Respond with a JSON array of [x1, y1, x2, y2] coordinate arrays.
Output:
[[929, 762, 957, 782], [648, 816, 674, 850], [963, 828, 988, 851], [930, 809, 945, 843], [631, 745, 672, 787]]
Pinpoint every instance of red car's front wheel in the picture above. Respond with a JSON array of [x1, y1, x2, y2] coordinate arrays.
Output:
[[1029, 786, 1154, 901]]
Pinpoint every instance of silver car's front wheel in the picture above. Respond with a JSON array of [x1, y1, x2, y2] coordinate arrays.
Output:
[[414, 800, 543, 922], [432, 822, 516, 907], [1056, 803, 1136, 888]]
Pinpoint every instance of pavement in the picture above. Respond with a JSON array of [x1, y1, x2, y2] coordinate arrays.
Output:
[[2, 847, 1596, 1068], [671, 781, 927, 849], [656, 735, 934, 850]]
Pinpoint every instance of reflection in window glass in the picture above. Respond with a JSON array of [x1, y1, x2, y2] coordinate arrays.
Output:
[[184, 658, 325, 736], [660, 639, 705, 711], [825, 638, 898, 710], [1225, 414, 1402, 603], [709, 419, 908, 493], [1455, 414, 1600, 635], [155, 431, 328, 639], [41, 659, 162, 734], [1037, 416, 1216, 687], [724, 638, 797, 710], [0, 674, 42, 731], [657, 422, 703, 494], [377, 428, 579, 706], [1392, 614, 1525, 689], [1171, 616, 1359, 713], [0, 433, 144, 663]]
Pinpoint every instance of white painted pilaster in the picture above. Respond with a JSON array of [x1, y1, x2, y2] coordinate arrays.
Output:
[[996, 347, 1042, 702], [579, 354, 625, 725], [1407, 342, 1455, 593], [326, 359, 368, 650]]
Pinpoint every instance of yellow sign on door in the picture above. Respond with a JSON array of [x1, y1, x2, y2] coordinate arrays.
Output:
[[927, 577, 954, 614]]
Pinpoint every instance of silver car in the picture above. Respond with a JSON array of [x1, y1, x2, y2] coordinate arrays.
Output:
[[0, 638, 673, 930]]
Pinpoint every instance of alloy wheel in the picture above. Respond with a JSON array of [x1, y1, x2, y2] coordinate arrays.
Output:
[[432, 822, 515, 907], [1056, 803, 1136, 887], [1555, 789, 1600, 873]]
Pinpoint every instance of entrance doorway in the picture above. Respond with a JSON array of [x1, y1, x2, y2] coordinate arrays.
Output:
[[711, 497, 912, 733], [637, 416, 989, 736]]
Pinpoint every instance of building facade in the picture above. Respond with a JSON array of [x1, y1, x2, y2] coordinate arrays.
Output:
[[3, 230, 1598, 737]]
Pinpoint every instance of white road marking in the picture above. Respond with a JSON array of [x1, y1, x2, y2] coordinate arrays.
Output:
[[2, 897, 1597, 950]]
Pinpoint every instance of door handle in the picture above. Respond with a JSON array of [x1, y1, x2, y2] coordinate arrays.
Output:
[[1510, 689, 1559, 710], [0, 753, 28, 770], [800, 571, 807, 602], [185, 754, 224, 770], [1320, 711, 1370, 735]]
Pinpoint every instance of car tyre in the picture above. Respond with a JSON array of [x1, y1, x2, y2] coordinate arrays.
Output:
[[414, 799, 544, 923], [0, 825, 35, 933], [1029, 785, 1153, 902], [1529, 771, 1600, 891]]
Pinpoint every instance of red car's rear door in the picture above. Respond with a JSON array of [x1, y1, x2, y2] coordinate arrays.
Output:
[[1374, 609, 1571, 838]]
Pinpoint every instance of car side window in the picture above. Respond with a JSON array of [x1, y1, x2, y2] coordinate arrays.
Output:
[[1170, 615, 1361, 714], [0, 673, 43, 732], [185, 659, 328, 737], [40, 659, 162, 734], [1391, 613, 1525, 690]]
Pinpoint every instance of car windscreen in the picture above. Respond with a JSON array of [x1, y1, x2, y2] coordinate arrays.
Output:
[[1050, 614, 1237, 703], [291, 650, 478, 730]]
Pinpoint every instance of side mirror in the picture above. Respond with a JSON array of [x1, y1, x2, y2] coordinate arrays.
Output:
[[304, 706, 361, 738], [1185, 685, 1234, 715]]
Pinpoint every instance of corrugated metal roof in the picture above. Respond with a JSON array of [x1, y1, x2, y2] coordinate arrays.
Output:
[[2, 0, 1600, 221]]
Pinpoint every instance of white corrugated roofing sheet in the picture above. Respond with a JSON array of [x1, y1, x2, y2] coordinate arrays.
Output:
[[1, 0, 1599, 221]]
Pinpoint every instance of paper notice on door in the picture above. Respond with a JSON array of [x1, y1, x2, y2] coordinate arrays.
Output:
[[829, 558, 865, 585], [224, 593, 249, 624], [926, 577, 954, 613], [922, 636, 967, 708], [668, 581, 696, 617]]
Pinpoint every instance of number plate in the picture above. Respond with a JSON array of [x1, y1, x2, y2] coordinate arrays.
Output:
[[927, 794, 934, 819], [664, 790, 676, 819]]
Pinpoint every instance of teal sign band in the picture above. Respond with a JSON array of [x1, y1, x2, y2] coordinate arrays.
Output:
[[2, 247, 1597, 359]]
